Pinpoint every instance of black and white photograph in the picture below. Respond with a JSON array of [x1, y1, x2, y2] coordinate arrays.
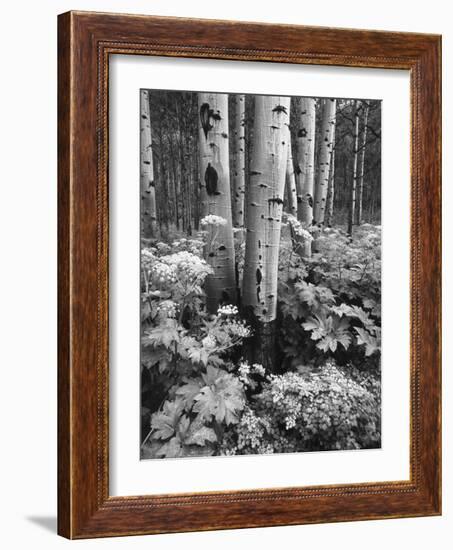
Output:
[[140, 89, 382, 459]]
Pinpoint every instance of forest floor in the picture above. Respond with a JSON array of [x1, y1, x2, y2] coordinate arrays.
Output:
[[140, 222, 382, 458]]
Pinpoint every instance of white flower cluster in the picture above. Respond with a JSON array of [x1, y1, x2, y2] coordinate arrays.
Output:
[[141, 248, 157, 271], [265, 372, 313, 429], [151, 261, 177, 285], [149, 250, 213, 287], [157, 300, 177, 318], [252, 363, 266, 377], [201, 335, 217, 350], [172, 238, 205, 256], [286, 214, 313, 241], [237, 361, 251, 382], [237, 361, 266, 386], [217, 304, 239, 316], [228, 320, 251, 339], [236, 409, 264, 450], [200, 215, 228, 227], [170, 251, 212, 280]]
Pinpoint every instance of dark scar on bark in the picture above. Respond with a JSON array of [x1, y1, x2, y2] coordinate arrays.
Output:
[[268, 197, 284, 205], [272, 105, 288, 114], [205, 163, 218, 196], [256, 268, 262, 284], [200, 103, 213, 139]]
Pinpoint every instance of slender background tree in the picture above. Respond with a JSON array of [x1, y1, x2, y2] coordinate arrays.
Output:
[[348, 100, 360, 237], [356, 101, 369, 226], [231, 94, 246, 229], [295, 97, 316, 226], [313, 98, 337, 227], [285, 133, 298, 218], [140, 89, 157, 238]]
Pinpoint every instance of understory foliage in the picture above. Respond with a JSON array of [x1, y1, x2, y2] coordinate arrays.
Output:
[[141, 224, 381, 458]]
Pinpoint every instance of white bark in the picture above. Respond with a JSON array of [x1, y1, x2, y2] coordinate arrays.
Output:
[[295, 98, 316, 225], [242, 96, 290, 324], [356, 102, 369, 225], [140, 90, 157, 238], [325, 146, 336, 227], [348, 101, 360, 237], [198, 93, 236, 312], [285, 133, 298, 217], [313, 98, 337, 227], [231, 94, 246, 228]]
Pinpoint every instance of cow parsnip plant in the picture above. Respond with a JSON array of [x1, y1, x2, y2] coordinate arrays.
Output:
[[278, 224, 381, 371]]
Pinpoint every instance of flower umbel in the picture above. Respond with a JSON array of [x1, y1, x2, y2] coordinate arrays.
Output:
[[200, 215, 228, 227], [217, 304, 239, 316]]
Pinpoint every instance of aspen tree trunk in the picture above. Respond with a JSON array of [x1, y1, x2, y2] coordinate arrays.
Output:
[[168, 133, 180, 230], [356, 102, 369, 225], [296, 98, 316, 225], [348, 101, 360, 237], [286, 135, 310, 257], [155, 109, 170, 239], [285, 134, 298, 217], [325, 145, 336, 227], [140, 90, 157, 238], [231, 94, 246, 229], [313, 98, 337, 227], [198, 92, 236, 312], [242, 96, 290, 371]]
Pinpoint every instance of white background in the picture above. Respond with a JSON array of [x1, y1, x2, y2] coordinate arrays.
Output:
[[0, 0, 450, 548], [110, 56, 410, 495]]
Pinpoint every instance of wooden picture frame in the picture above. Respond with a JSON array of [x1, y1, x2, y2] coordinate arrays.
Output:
[[58, 10, 441, 539]]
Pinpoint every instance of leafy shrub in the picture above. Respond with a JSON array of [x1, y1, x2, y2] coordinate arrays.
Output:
[[278, 224, 381, 371], [221, 362, 381, 455], [142, 365, 246, 458], [141, 242, 252, 457]]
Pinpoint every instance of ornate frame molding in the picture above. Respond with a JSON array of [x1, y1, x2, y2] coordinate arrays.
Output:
[[58, 11, 441, 538]]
